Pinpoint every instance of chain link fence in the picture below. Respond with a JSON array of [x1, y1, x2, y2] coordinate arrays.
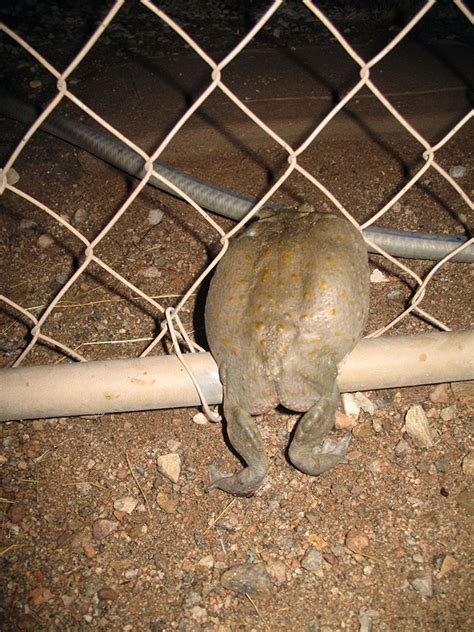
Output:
[[0, 1, 473, 406]]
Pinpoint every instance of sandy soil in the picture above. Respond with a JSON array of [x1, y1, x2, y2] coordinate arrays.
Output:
[[0, 1, 473, 630]]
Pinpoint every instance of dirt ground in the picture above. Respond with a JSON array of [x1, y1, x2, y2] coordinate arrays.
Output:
[[1, 1, 473, 631]]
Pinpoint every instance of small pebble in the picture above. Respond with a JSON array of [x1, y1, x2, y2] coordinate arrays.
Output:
[[140, 265, 161, 278], [148, 209, 164, 225], [189, 606, 207, 623], [60, 594, 75, 607], [113, 495, 138, 514], [156, 491, 177, 514], [370, 269, 389, 283], [354, 392, 377, 415], [183, 591, 202, 608], [19, 218, 37, 231], [435, 554, 459, 579], [6, 168, 20, 185], [93, 519, 119, 540], [462, 451, 474, 477], [193, 412, 208, 425], [346, 449, 364, 461], [157, 453, 181, 483], [322, 550, 339, 565], [85, 540, 97, 559], [197, 555, 214, 570], [342, 393, 361, 417], [408, 570, 433, 598], [29, 79, 43, 89], [345, 528, 370, 554], [37, 234, 54, 249], [387, 290, 402, 302], [440, 405, 457, 422], [456, 488, 474, 515], [76, 482, 92, 495], [73, 207, 88, 224], [166, 439, 181, 452], [97, 587, 118, 601], [301, 547, 324, 573], [55, 272, 70, 285], [404, 405, 435, 448], [286, 415, 298, 433], [372, 417, 383, 433], [220, 563, 272, 596], [352, 421, 372, 438], [8, 503, 26, 524], [448, 165, 466, 179], [394, 439, 411, 456], [335, 411, 358, 429], [215, 511, 242, 532], [265, 559, 287, 586], [367, 459, 383, 475], [29, 586, 53, 605], [429, 383, 450, 403], [359, 611, 373, 632], [307, 533, 328, 549]]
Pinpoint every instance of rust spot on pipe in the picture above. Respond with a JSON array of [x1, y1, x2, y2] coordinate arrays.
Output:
[[130, 378, 156, 386], [104, 391, 120, 400]]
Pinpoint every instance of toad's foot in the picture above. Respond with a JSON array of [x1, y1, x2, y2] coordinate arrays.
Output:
[[209, 390, 269, 496], [208, 463, 266, 497], [289, 434, 351, 477]]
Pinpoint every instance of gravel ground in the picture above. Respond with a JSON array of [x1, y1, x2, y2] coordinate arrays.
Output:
[[1, 1, 473, 630]]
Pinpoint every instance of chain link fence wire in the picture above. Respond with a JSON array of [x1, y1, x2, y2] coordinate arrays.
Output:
[[0, 1, 473, 412]]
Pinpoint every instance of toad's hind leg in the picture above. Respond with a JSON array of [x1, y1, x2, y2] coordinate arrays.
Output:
[[288, 380, 350, 476], [209, 396, 269, 497]]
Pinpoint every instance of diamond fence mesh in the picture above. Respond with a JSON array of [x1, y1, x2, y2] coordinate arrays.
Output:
[[0, 1, 472, 407]]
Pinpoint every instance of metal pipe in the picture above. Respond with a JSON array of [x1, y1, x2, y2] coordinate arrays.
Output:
[[1, 331, 473, 422]]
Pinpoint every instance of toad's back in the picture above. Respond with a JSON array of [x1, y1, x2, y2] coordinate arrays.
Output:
[[205, 207, 369, 414]]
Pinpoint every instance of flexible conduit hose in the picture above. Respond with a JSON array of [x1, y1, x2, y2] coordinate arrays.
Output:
[[1, 94, 472, 263]]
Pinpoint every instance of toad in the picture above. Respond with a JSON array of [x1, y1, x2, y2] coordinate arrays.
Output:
[[205, 204, 369, 495]]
